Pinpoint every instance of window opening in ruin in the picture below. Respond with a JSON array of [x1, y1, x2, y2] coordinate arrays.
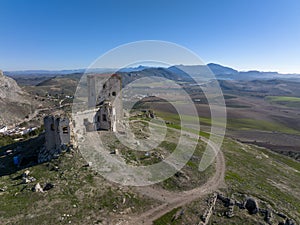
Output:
[[62, 126, 68, 134], [51, 124, 55, 131], [112, 91, 116, 96], [102, 114, 107, 122], [103, 84, 106, 89]]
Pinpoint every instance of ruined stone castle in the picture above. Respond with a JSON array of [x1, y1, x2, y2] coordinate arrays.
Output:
[[75, 73, 122, 133], [38, 116, 70, 163], [39, 73, 122, 163]]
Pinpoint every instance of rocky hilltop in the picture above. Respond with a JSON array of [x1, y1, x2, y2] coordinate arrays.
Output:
[[0, 70, 36, 125], [0, 70, 24, 100]]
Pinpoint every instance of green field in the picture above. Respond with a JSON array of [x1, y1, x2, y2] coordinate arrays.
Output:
[[155, 110, 300, 135], [266, 96, 300, 107], [227, 118, 300, 134]]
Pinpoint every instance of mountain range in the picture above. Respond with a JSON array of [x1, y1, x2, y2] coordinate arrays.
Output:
[[4, 63, 300, 81]]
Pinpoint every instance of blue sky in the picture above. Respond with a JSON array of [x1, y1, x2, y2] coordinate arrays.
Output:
[[0, 0, 299, 73]]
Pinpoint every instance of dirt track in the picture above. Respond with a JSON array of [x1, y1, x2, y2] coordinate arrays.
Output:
[[120, 121, 226, 225]]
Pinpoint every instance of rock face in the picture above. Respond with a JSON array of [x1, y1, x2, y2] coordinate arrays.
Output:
[[0, 70, 36, 125], [0, 70, 23, 100], [245, 198, 259, 214]]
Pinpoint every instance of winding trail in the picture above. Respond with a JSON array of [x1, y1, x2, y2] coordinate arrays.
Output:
[[121, 121, 226, 225]]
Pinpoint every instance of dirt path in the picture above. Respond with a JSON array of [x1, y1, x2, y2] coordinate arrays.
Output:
[[120, 121, 226, 225], [22, 98, 70, 124], [23, 107, 47, 123]]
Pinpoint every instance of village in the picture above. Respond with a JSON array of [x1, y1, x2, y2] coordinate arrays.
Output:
[[0, 125, 38, 137]]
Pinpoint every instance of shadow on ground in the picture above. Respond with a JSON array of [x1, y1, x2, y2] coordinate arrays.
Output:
[[0, 134, 45, 177]]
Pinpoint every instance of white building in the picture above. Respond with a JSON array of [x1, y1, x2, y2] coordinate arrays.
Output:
[[0, 126, 7, 133]]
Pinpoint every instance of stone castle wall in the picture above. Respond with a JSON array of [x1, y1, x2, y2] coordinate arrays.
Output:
[[38, 116, 70, 163], [87, 74, 122, 131]]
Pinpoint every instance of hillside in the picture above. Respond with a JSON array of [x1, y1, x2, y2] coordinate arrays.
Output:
[[0, 70, 23, 100], [0, 119, 299, 224], [1, 66, 300, 224], [0, 70, 38, 125]]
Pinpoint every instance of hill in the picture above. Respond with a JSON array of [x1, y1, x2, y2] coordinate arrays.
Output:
[[0, 70, 38, 125], [6, 63, 300, 84], [0, 117, 299, 224]]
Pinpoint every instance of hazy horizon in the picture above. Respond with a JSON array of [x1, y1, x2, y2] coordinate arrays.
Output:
[[3, 62, 300, 75]]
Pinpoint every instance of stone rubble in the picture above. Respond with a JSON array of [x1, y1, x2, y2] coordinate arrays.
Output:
[[21, 170, 36, 184], [199, 193, 218, 225], [32, 183, 44, 193], [215, 193, 296, 225], [43, 183, 54, 191], [0, 186, 7, 192]]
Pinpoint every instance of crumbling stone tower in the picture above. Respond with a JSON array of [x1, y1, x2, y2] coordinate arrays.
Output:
[[87, 74, 122, 132], [38, 116, 70, 163]]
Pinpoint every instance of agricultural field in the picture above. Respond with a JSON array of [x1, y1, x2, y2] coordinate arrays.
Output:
[[266, 96, 300, 108]]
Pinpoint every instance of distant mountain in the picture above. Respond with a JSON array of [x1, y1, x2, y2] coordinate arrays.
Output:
[[118, 65, 150, 72], [5, 68, 115, 77], [4, 69, 84, 77], [5, 63, 300, 82], [207, 63, 238, 75], [168, 65, 210, 79], [167, 64, 238, 81], [118, 67, 194, 86], [168, 64, 300, 81], [238, 70, 279, 80]]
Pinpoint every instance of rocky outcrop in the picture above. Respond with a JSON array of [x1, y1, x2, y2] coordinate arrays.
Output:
[[216, 193, 296, 225], [43, 182, 54, 191], [0, 69, 36, 125], [0, 70, 23, 100], [32, 183, 44, 192], [245, 197, 259, 214], [21, 169, 36, 184]]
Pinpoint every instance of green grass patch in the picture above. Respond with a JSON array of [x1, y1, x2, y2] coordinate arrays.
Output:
[[225, 171, 245, 183], [266, 96, 300, 107], [155, 105, 299, 135], [155, 111, 212, 127], [223, 139, 300, 221], [153, 207, 181, 225], [227, 118, 300, 134]]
